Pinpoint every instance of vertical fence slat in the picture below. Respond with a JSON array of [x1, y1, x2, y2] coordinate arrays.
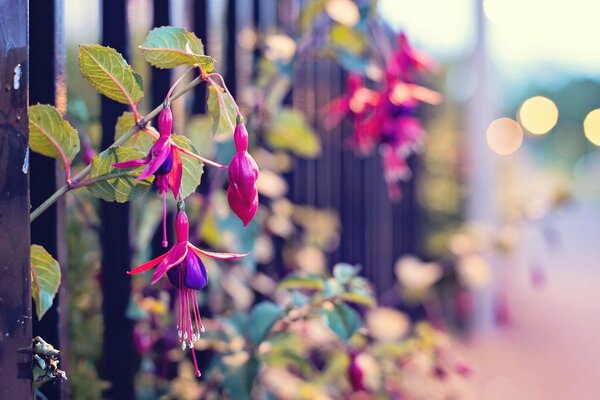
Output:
[[29, 0, 69, 398], [100, 1, 135, 398], [0, 0, 31, 398]]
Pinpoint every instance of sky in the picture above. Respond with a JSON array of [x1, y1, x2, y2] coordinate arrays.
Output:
[[378, 0, 600, 83]]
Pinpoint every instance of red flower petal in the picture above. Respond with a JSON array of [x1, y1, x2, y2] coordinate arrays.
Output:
[[167, 149, 182, 198], [113, 159, 147, 168], [189, 243, 248, 260], [128, 252, 169, 275], [151, 243, 188, 284]]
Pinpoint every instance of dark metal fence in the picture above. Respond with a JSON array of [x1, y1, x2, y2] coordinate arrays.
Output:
[[0, 0, 419, 398]]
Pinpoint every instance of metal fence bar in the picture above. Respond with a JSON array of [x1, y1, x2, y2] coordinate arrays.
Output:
[[29, 0, 69, 397], [0, 0, 31, 398], [100, 1, 136, 398]]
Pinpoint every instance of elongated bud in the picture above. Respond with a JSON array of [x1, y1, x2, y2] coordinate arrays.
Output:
[[174, 210, 189, 243], [233, 122, 249, 152], [82, 141, 96, 165], [158, 104, 173, 138], [348, 350, 365, 391], [227, 124, 259, 227]]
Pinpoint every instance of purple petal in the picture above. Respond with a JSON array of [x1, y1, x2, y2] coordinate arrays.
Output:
[[137, 138, 171, 180], [184, 252, 209, 290]]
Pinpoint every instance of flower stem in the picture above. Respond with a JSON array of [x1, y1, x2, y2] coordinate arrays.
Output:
[[30, 74, 206, 222]]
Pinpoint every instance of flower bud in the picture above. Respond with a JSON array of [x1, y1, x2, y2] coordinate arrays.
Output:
[[233, 122, 249, 152], [227, 129, 259, 227], [158, 105, 173, 138], [82, 141, 96, 165], [175, 210, 189, 242], [348, 350, 365, 391]]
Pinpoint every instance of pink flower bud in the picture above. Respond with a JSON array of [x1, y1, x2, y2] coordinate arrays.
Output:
[[158, 105, 173, 138], [348, 351, 365, 392], [82, 141, 96, 165], [227, 124, 259, 227], [233, 122, 249, 152], [175, 210, 189, 242]]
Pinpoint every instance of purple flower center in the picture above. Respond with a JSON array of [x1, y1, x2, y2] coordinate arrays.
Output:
[[155, 151, 174, 176], [167, 252, 209, 290]]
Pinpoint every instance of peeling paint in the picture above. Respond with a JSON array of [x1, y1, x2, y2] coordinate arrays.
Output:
[[22, 146, 29, 174], [13, 64, 21, 90]]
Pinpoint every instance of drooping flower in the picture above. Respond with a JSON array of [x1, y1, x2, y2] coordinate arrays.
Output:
[[348, 349, 366, 392], [113, 104, 225, 247], [128, 204, 247, 377], [227, 122, 259, 227]]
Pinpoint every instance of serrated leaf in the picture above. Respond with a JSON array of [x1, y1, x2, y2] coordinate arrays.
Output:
[[248, 301, 283, 346], [140, 26, 216, 71], [266, 108, 321, 157], [87, 147, 153, 202], [79, 44, 144, 105], [279, 275, 324, 291], [31, 245, 61, 320], [171, 135, 204, 198], [207, 85, 237, 136], [320, 303, 362, 341], [114, 111, 155, 153], [333, 263, 359, 285], [29, 104, 80, 166]]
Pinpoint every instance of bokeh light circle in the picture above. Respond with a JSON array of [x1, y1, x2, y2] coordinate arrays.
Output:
[[518, 96, 558, 135], [584, 109, 600, 146], [486, 117, 523, 155], [325, 0, 360, 26]]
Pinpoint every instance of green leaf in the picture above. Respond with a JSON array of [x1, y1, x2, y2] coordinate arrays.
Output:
[[279, 274, 324, 291], [79, 44, 144, 105], [31, 245, 61, 320], [207, 85, 237, 136], [171, 135, 204, 198], [320, 303, 362, 341], [248, 301, 283, 346], [114, 111, 155, 153], [333, 263, 359, 285], [266, 108, 321, 158], [29, 104, 80, 166], [140, 26, 215, 71], [323, 278, 344, 298], [87, 147, 153, 202]]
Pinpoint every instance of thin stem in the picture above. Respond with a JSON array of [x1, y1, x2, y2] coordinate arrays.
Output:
[[68, 170, 134, 189], [207, 73, 243, 121], [30, 74, 206, 222]]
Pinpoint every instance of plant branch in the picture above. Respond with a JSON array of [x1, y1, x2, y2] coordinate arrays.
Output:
[[30, 73, 206, 222]]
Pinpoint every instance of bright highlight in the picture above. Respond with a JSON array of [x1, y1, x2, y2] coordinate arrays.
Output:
[[584, 109, 600, 146], [326, 0, 360, 26], [518, 96, 558, 135], [486, 117, 523, 155]]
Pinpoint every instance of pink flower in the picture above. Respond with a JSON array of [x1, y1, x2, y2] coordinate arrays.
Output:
[[113, 105, 225, 247], [128, 205, 247, 377], [348, 349, 366, 392], [227, 123, 259, 227]]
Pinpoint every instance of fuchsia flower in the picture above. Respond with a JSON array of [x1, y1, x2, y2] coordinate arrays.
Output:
[[128, 204, 247, 377], [227, 122, 259, 227], [113, 104, 225, 247], [348, 349, 366, 392]]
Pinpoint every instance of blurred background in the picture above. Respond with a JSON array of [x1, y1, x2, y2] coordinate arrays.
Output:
[[29, 0, 600, 398]]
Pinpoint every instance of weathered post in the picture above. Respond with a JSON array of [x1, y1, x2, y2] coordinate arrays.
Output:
[[0, 0, 32, 398]]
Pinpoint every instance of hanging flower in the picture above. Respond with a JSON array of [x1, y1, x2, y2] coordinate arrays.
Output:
[[227, 122, 259, 227], [113, 104, 225, 247], [128, 203, 247, 377]]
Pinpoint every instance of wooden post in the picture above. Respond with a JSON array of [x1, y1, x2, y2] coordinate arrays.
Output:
[[100, 1, 135, 398], [29, 0, 69, 397], [0, 0, 32, 398]]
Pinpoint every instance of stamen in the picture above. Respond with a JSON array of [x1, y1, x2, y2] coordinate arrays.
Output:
[[161, 192, 168, 247]]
